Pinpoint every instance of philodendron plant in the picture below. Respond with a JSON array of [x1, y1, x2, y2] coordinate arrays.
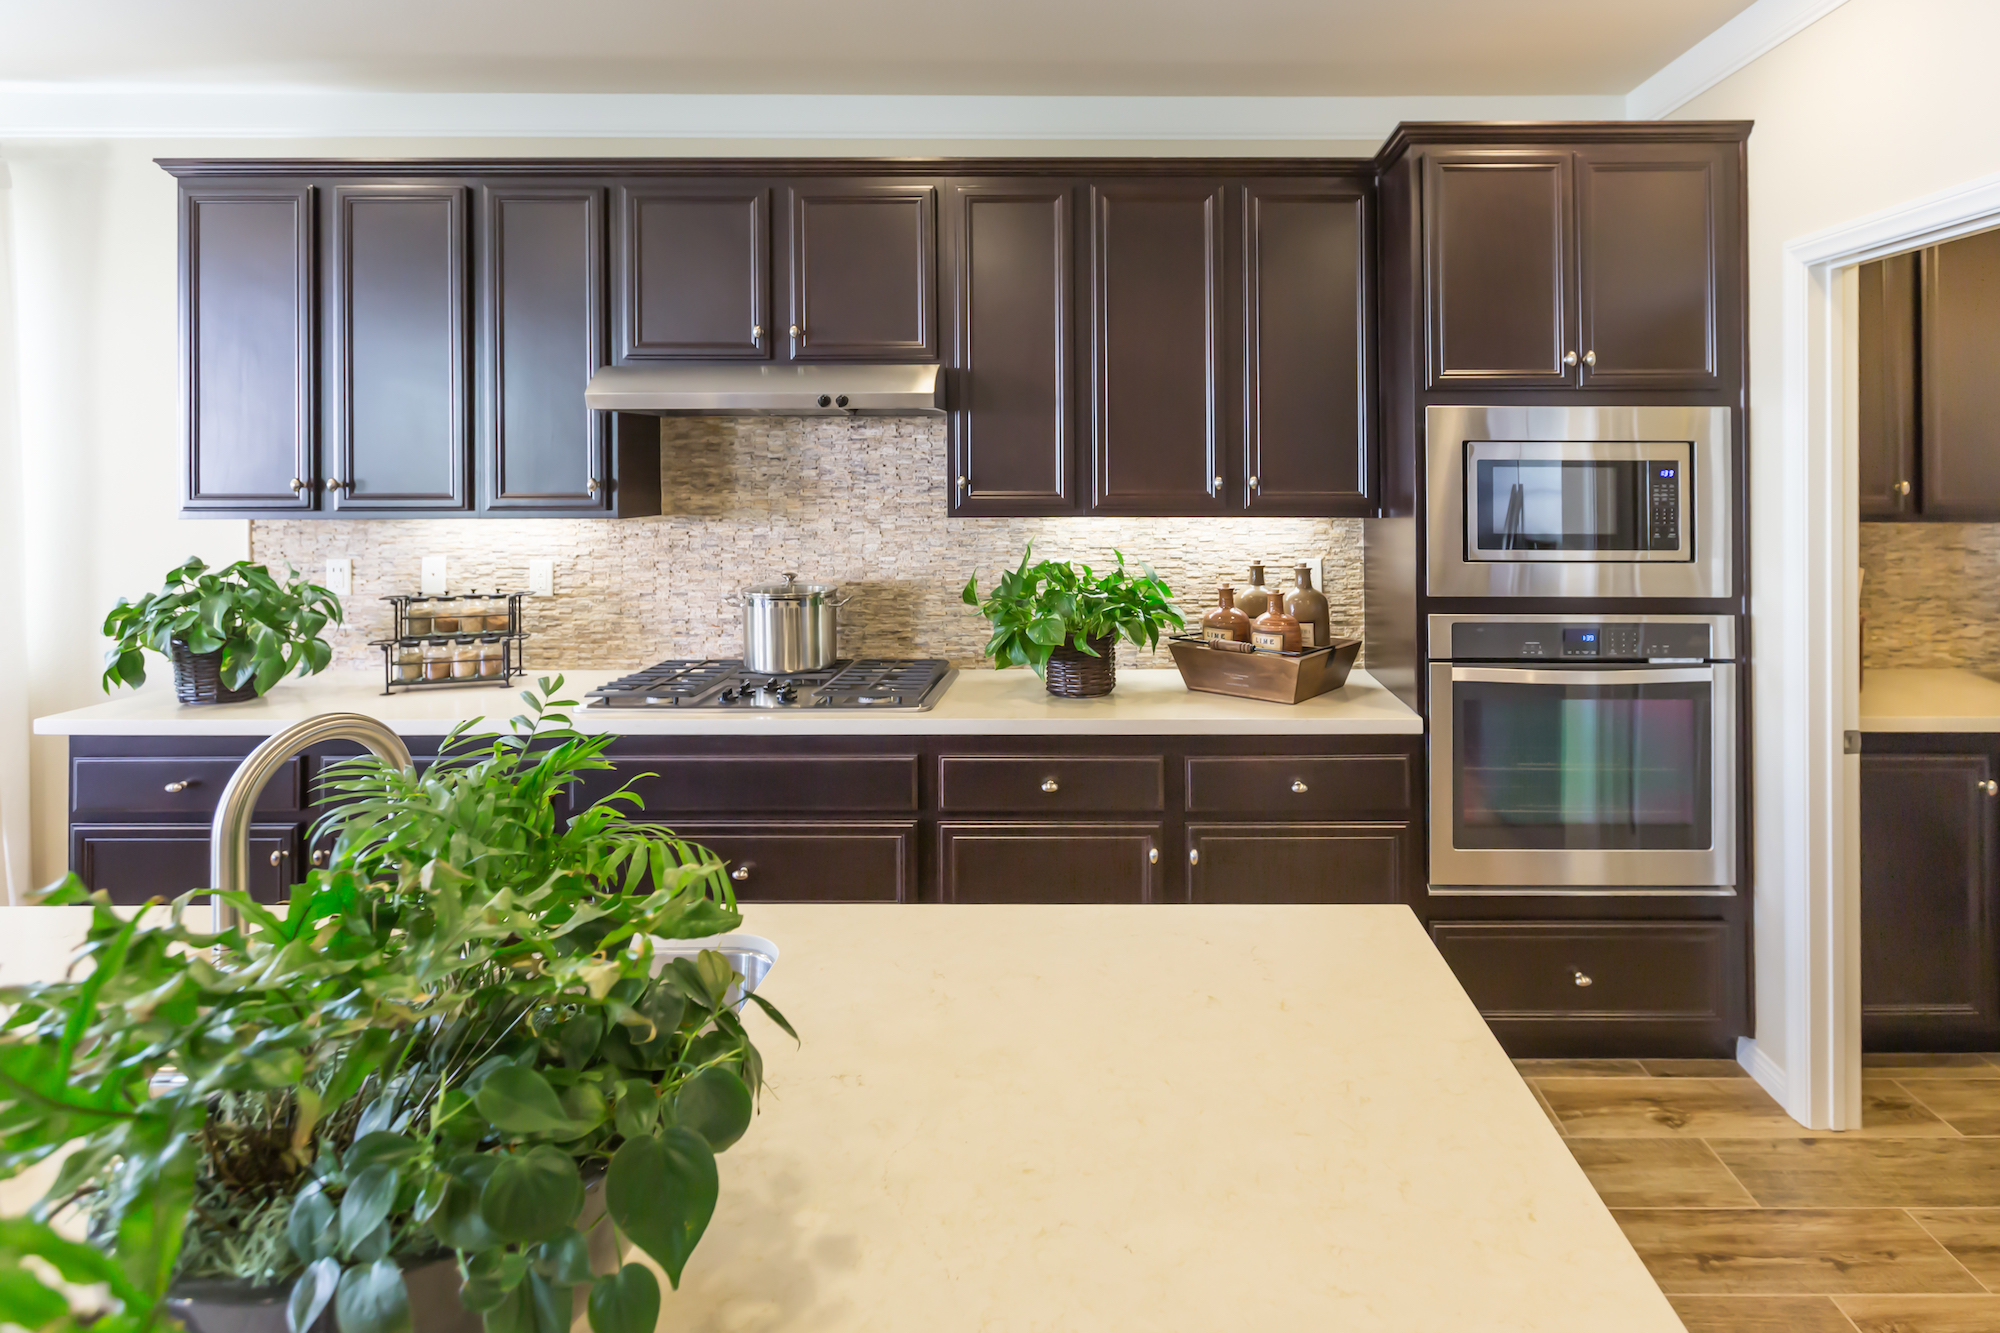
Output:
[[0, 680, 793, 1333], [960, 543, 1184, 676], [101, 557, 344, 696]]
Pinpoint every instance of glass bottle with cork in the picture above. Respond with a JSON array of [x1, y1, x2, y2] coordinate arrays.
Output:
[[1234, 563, 1272, 619], [1202, 586, 1253, 644], [1284, 563, 1330, 651]]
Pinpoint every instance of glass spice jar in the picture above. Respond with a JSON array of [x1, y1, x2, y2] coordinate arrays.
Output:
[[484, 595, 512, 633], [431, 600, 461, 634], [404, 600, 434, 637], [451, 637, 479, 679], [477, 635, 506, 678], [393, 644, 422, 684], [422, 639, 454, 682]]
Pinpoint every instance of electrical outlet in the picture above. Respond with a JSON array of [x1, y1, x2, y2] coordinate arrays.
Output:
[[420, 555, 447, 595], [323, 558, 352, 598], [1313, 555, 1325, 593], [527, 558, 554, 598]]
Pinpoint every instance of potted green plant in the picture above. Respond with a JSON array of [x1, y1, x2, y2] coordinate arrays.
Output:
[[0, 681, 792, 1333], [961, 544, 1184, 698], [101, 558, 345, 706]]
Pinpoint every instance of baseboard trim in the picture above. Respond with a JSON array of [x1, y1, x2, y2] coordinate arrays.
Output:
[[1737, 1035, 1792, 1116]]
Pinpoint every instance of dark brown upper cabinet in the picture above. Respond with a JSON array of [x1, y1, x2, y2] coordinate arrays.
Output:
[[1922, 229, 2000, 520], [617, 185, 770, 361], [1087, 181, 1226, 515], [1240, 181, 1370, 515], [784, 181, 939, 362], [327, 184, 471, 512], [1424, 142, 1733, 391], [1859, 253, 1919, 519], [1424, 151, 1573, 388], [947, 181, 1076, 516], [181, 183, 317, 512]]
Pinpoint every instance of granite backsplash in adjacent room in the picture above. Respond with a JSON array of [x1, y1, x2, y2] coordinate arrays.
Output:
[[1861, 522, 2000, 667], [251, 416, 1364, 674]]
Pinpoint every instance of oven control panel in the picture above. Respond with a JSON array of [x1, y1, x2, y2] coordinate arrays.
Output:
[[1449, 620, 1713, 661]]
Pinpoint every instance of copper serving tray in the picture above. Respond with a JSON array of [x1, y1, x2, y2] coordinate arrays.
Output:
[[1166, 634, 1361, 705]]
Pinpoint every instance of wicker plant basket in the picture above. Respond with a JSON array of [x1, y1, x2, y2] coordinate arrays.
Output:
[[169, 641, 258, 706], [1044, 633, 1118, 699]]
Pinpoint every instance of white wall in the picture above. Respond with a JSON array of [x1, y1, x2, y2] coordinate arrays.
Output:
[[1676, 0, 2000, 1100]]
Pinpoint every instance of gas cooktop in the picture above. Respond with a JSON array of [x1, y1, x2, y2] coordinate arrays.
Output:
[[586, 658, 954, 710]]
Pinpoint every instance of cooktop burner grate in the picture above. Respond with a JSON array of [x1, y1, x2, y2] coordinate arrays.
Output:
[[586, 658, 953, 710]]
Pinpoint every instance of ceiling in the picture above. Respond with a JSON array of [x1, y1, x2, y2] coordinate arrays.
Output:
[[0, 0, 1759, 98]]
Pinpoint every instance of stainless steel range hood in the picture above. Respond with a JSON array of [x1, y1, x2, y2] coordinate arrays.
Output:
[[584, 363, 945, 417]]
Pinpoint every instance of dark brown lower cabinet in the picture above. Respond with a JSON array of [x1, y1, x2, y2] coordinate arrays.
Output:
[[1860, 743, 2000, 1049], [938, 822, 1161, 903], [652, 822, 916, 903], [72, 823, 299, 905], [1185, 824, 1403, 904], [1429, 919, 1733, 1057]]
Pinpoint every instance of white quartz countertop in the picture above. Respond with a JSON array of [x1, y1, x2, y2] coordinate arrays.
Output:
[[1860, 667, 2000, 731], [0, 903, 1675, 1332], [32, 664, 1422, 737]]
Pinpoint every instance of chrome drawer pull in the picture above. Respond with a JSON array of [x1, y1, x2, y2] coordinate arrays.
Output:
[[731, 866, 750, 882], [1041, 778, 1059, 793], [164, 781, 191, 793], [1982, 780, 1998, 797], [268, 849, 286, 868], [1573, 971, 1593, 988], [311, 850, 328, 867], [1291, 779, 1308, 793]]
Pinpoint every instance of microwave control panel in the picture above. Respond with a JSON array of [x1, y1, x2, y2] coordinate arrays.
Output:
[[1448, 620, 1713, 662], [1648, 461, 1683, 548]]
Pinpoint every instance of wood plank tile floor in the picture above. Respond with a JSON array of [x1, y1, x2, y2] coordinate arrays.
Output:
[[1518, 1054, 2000, 1331]]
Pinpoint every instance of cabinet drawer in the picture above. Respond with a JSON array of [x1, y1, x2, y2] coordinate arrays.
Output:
[[657, 822, 914, 903], [1429, 921, 1729, 1023], [1185, 755, 1411, 816], [1185, 823, 1406, 904], [939, 756, 1163, 813], [71, 823, 299, 905], [72, 756, 302, 818], [938, 822, 1160, 903], [584, 755, 919, 814]]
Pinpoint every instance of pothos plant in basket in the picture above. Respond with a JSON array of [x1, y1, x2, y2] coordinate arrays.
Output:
[[961, 543, 1184, 698], [101, 558, 344, 705], [0, 679, 794, 1333]]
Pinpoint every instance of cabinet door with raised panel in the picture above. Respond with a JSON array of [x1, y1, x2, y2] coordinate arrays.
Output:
[[785, 181, 938, 361], [1423, 152, 1573, 388], [1859, 253, 1920, 518], [1922, 231, 2000, 520], [1185, 824, 1406, 904], [181, 183, 317, 512], [1861, 750, 2000, 1046], [482, 184, 607, 511], [947, 181, 1077, 516], [1087, 181, 1226, 513], [938, 822, 1160, 903], [329, 184, 471, 512], [1575, 143, 1730, 390], [72, 823, 298, 905], [618, 185, 770, 360], [1240, 181, 1369, 514]]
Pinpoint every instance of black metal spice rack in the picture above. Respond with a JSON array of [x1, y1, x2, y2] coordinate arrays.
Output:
[[370, 592, 532, 694]]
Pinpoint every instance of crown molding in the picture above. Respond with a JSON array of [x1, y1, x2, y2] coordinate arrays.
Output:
[[1626, 0, 1853, 120], [0, 88, 1624, 142]]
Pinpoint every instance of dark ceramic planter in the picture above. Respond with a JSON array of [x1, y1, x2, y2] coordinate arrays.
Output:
[[166, 1259, 476, 1333]]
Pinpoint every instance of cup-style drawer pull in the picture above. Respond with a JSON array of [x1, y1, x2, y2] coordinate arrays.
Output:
[[1041, 778, 1059, 793], [1290, 779, 1308, 793], [163, 780, 191, 793], [731, 866, 751, 882], [1573, 970, 1593, 988], [1982, 780, 1999, 796]]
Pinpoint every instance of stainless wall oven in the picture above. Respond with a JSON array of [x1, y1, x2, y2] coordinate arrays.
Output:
[[1428, 614, 1737, 893], [1426, 405, 1733, 599]]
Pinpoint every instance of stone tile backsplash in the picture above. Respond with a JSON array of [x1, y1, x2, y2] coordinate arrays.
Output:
[[1861, 522, 2000, 667], [251, 416, 1364, 674]]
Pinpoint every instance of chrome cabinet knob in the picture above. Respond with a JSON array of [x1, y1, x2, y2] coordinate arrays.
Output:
[[1148, 846, 1159, 865], [1188, 848, 1200, 866], [1573, 970, 1593, 988], [1895, 480, 1913, 497], [789, 324, 802, 339], [268, 849, 286, 868], [586, 476, 600, 495], [752, 324, 763, 340], [289, 477, 305, 495], [163, 781, 190, 793], [311, 849, 328, 867], [956, 476, 968, 487], [731, 866, 751, 882], [1981, 780, 1998, 796], [1563, 350, 1579, 367], [325, 476, 346, 493], [1041, 778, 1059, 793], [1248, 476, 1259, 489], [1212, 476, 1223, 491], [1290, 779, 1308, 793], [1583, 349, 1597, 368]]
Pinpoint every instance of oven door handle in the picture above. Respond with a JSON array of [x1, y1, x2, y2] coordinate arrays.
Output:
[[1449, 665, 1716, 686]]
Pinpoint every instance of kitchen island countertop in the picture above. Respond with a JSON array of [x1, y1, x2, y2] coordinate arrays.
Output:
[[1860, 667, 2000, 731], [33, 664, 1421, 737], [0, 903, 1675, 1332]]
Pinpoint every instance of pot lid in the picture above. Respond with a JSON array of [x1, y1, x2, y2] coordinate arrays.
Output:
[[745, 572, 837, 600]]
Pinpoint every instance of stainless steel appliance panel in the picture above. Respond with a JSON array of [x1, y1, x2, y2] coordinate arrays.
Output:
[[1426, 405, 1732, 599]]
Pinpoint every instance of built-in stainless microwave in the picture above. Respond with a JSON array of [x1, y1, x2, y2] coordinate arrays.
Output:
[[1426, 406, 1732, 599]]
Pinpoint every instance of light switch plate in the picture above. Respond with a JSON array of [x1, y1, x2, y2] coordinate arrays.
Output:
[[527, 558, 554, 598], [323, 558, 352, 598], [420, 555, 447, 595], [1313, 555, 1325, 594]]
